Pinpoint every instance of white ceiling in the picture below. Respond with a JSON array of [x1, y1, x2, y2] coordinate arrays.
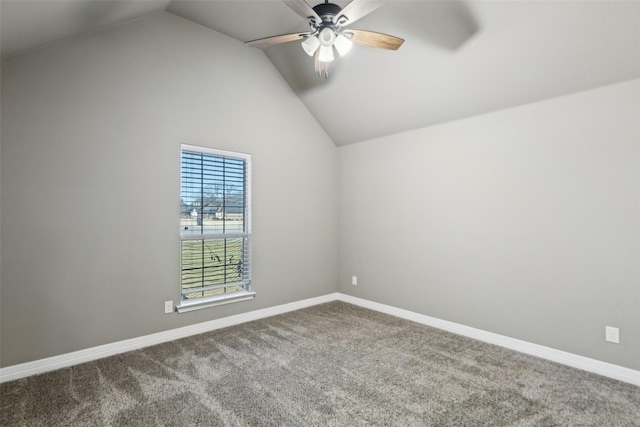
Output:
[[2, 0, 639, 146]]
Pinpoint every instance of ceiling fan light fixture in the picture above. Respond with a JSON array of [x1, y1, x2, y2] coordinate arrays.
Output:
[[318, 27, 336, 47], [318, 45, 335, 62], [301, 35, 320, 56], [334, 33, 353, 56]]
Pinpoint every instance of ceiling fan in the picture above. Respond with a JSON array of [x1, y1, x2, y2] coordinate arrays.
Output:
[[245, 0, 404, 78]]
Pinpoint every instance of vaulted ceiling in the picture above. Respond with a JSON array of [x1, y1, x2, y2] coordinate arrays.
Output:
[[2, 0, 639, 145]]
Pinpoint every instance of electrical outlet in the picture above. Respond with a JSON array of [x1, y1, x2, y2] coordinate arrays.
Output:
[[164, 300, 173, 314], [352, 276, 358, 286], [605, 326, 619, 344]]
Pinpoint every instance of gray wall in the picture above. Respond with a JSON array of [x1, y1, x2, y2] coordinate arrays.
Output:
[[1, 12, 338, 367], [338, 80, 640, 371]]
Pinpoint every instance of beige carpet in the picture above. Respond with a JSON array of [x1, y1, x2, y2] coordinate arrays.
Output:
[[1, 301, 639, 426]]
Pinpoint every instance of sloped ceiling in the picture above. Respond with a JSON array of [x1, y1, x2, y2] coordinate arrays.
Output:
[[2, 0, 640, 146]]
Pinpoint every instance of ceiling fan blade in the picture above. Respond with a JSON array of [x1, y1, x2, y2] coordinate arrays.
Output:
[[283, 0, 322, 25], [343, 29, 404, 50], [245, 32, 310, 48], [334, 0, 386, 26]]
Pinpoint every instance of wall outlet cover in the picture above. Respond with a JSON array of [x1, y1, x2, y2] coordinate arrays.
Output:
[[164, 301, 173, 314]]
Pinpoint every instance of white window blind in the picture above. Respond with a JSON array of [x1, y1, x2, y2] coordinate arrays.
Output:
[[178, 145, 253, 312]]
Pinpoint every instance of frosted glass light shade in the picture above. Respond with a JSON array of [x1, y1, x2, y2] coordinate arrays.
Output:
[[301, 35, 320, 56], [334, 34, 353, 56], [318, 27, 336, 47], [319, 45, 334, 62]]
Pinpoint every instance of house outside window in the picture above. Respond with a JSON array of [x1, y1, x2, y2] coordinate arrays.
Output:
[[177, 144, 254, 313]]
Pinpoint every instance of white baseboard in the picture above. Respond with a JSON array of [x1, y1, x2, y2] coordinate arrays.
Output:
[[336, 294, 640, 387], [2, 291, 638, 387], [0, 293, 339, 383]]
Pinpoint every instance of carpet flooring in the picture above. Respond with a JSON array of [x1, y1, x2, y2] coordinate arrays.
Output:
[[1, 301, 639, 426]]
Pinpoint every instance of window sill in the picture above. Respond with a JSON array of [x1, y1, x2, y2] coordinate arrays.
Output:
[[176, 290, 256, 313]]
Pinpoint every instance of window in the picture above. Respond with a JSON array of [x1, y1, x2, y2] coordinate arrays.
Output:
[[177, 144, 254, 313]]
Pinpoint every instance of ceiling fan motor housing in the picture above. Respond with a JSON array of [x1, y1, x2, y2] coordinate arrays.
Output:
[[311, 2, 344, 28]]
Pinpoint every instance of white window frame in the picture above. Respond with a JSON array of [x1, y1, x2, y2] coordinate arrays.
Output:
[[176, 144, 254, 313]]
